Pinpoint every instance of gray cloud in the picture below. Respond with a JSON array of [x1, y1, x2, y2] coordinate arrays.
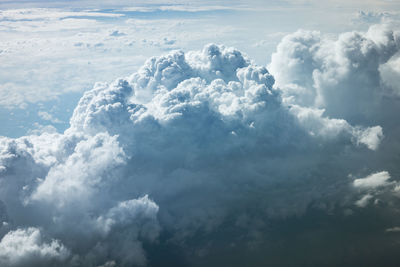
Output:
[[1, 26, 400, 266]]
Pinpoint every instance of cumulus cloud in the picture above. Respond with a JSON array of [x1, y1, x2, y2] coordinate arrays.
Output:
[[380, 56, 400, 95], [353, 171, 392, 189], [354, 11, 390, 24], [0, 130, 159, 266], [0, 227, 70, 267], [355, 194, 373, 208], [0, 26, 399, 265], [38, 111, 62, 124], [269, 24, 400, 125], [351, 171, 400, 211], [288, 105, 383, 150]]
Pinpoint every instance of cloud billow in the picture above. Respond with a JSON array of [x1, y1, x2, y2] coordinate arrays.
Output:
[[269, 24, 400, 125], [1, 27, 400, 266]]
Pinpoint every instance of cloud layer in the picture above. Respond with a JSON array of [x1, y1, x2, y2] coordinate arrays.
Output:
[[1, 25, 400, 266]]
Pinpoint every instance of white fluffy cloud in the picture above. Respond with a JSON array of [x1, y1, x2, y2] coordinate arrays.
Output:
[[350, 171, 400, 210], [269, 24, 400, 125], [0, 130, 159, 266], [0, 227, 70, 267], [0, 26, 399, 265]]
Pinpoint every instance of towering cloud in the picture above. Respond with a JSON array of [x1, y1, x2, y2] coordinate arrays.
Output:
[[269, 24, 400, 125], [0, 26, 399, 266]]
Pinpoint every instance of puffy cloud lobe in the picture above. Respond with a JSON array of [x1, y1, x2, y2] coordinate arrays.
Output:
[[89, 196, 160, 267], [351, 171, 400, 209], [355, 194, 374, 208], [96, 195, 159, 236], [69, 80, 134, 135], [31, 132, 126, 207], [0, 227, 70, 267], [0, 40, 397, 266], [269, 24, 400, 125], [71, 43, 379, 151], [269, 29, 320, 107], [353, 125, 383, 150], [381, 56, 400, 95], [288, 105, 383, 150], [0, 131, 159, 266], [353, 171, 392, 189]]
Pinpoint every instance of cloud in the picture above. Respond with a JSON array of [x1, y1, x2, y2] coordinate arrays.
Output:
[[353, 171, 392, 189], [0, 8, 225, 110], [354, 11, 390, 24], [0, 227, 70, 267], [353, 125, 384, 150], [351, 171, 400, 209], [385, 227, 400, 233], [27, 123, 58, 135], [0, 130, 159, 266], [380, 56, 400, 95], [30, 132, 127, 206], [109, 30, 126, 37], [288, 105, 383, 150], [0, 83, 59, 109], [0, 8, 123, 21], [269, 24, 400, 125], [95, 195, 159, 236], [0, 30, 399, 265], [121, 4, 255, 13], [354, 11, 400, 26], [38, 111, 62, 124], [355, 194, 373, 207]]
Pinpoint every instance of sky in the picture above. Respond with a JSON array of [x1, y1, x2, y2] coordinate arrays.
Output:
[[1, 0, 400, 266]]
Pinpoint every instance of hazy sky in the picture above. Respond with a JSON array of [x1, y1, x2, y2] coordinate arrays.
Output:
[[1, 1, 400, 267]]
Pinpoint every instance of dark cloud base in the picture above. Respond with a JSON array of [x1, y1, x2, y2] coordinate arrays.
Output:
[[143, 207, 400, 267]]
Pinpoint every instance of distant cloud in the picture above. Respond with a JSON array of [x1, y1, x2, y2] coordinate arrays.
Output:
[[0, 8, 123, 21], [109, 30, 126, 37], [355, 11, 390, 24], [355, 194, 373, 208], [385, 227, 400, 233], [353, 10, 400, 25], [121, 5, 253, 13], [0, 83, 58, 109], [38, 111, 62, 123], [353, 171, 392, 189]]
